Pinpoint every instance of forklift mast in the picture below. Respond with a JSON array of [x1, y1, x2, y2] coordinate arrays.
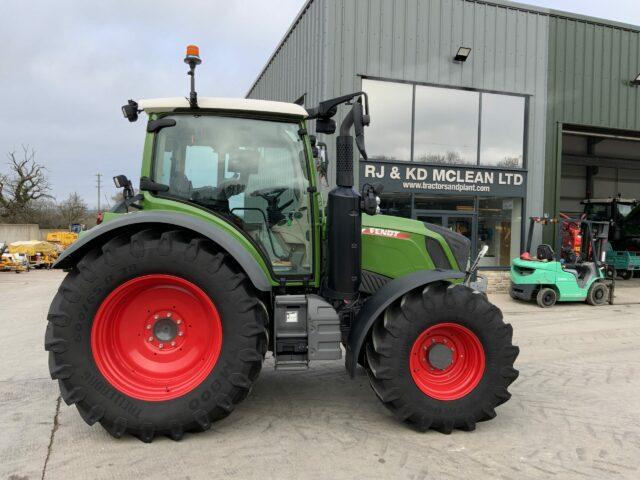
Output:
[[523, 216, 609, 266]]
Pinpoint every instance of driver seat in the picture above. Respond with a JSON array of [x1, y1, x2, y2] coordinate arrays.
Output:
[[536, 244, 555, 261]]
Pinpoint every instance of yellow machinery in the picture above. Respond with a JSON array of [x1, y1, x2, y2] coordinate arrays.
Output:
[[7, 241, 58, 269], [0, 244, 28, 273], [46, 231, 78, 249]]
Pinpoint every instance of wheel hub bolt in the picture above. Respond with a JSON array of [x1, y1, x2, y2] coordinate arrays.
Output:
[[148, 336, 154, 342], [154, 314, 159, 320], [159, 343, 164, 349], [176, 319, 182, 325], [167, 312, 172, 318], [178, 331, 184, 337], [146, 324, 152, 330], [171, 341, 176, 347]]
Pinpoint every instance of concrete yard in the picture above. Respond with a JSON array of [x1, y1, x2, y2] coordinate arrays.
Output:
[[1, 270, 639, 480]]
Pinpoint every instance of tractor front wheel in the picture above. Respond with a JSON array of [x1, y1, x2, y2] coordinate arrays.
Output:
[[45, 229, 267, 442], [364, 283, 519, 433]]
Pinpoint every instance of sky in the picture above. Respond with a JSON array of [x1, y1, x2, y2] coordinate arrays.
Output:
[[1, 0, 638, 209]]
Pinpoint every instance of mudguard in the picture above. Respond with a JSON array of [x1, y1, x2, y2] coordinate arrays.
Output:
[[53, 211, 272, 291], [345, 269, 465, 377]]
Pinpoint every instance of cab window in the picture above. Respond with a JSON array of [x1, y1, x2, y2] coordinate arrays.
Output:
[[153, 115, 312, 276]]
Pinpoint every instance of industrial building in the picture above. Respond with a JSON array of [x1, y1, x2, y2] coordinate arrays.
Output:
[[247, 0, 640, 272]]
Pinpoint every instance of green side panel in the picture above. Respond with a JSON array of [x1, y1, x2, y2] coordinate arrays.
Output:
[[361, 214, 459, 278]]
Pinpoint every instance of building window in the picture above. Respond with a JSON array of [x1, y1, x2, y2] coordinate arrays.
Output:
[[478, 198, 522, 267], [378, 193, 411, 217], [360, 77, 527, 169], [362, 79, 412, 162], [414, 86, 479, 165], [480, 93, 525, 168]]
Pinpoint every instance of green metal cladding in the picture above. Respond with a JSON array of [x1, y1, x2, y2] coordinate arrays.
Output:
[[544, 15, 640, 218]]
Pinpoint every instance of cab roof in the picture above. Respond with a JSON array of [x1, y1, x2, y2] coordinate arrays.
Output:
[[137, 97, 308, 118]]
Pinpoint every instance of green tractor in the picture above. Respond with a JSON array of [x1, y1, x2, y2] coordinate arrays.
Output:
[[510, 216, 614, 308], [45, 46, 518, 442]]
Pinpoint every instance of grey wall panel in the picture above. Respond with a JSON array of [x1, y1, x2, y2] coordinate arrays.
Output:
[[321, 0, 549, 236]]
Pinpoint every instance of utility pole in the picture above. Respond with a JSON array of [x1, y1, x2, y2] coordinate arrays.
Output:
[[95, 173, 102, 212]]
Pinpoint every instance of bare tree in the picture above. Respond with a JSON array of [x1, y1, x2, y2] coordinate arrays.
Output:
[[58, 192, 88, 227], [0, 146, 51, 221]]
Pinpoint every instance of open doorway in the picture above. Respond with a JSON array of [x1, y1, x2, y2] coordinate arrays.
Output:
[[560, 125, 640, 284], [560, 126, 640, 215]]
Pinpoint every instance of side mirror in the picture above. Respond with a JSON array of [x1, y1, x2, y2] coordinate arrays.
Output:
[[113, 175, 130, 189], [314, 142, 329, 181], [353, 100, 368, 160], [315, 117, 336, 134], [113, 174, 135, 200]]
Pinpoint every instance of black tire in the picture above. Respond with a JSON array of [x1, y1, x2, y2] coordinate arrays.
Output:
[[364, 283, 519, 433], [536, 287, 557, 308], [620, 270, 632, 280], [586, 282, 608, 306], [45, 228, 268, 442]]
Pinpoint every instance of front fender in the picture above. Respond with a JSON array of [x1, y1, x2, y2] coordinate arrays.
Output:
[[345, 269, 465, 377], [54, 211, 272, 291]]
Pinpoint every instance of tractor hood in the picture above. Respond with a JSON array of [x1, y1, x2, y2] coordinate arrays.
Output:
[[360, 214, 470, 279]]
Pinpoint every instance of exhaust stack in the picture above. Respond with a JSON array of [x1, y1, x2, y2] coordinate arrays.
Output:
[[316, 96, 369, 301]]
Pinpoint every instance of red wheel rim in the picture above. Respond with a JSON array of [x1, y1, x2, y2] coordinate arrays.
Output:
[[409, 323, 485, 401], [91, 274, 222, 401]]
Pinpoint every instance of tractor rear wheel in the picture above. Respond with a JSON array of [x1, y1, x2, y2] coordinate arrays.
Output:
[[586, 282, 608, 306], [45, 229, 267, 442], [620, 270, 632, 280], [364, 283, 519, 433]]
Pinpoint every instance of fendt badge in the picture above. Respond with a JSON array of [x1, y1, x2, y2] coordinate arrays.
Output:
[[361, 227, 409, 239]]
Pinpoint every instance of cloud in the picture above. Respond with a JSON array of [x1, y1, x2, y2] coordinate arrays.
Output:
[[0, 0, 305, 207]]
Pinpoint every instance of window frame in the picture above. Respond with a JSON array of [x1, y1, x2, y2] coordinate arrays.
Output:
[[149, 111, 318, 283]]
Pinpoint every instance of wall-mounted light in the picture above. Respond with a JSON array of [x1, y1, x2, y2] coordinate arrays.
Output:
[[454, 47, 472, 62], [632, 73, 640, 86]]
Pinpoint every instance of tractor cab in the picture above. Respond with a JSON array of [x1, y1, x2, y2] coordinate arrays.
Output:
[[142, 100, 315, 276], [582, 196, 637, 222], [582, 196, 638, 247]]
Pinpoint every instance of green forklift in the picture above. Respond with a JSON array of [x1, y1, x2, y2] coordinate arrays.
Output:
[[44, 46, 518, 442], [510, 216, 614, 308]]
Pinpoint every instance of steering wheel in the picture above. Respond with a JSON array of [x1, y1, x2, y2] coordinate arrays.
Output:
[[250, 186, 294, 226], [250, 186, 287, 201]]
